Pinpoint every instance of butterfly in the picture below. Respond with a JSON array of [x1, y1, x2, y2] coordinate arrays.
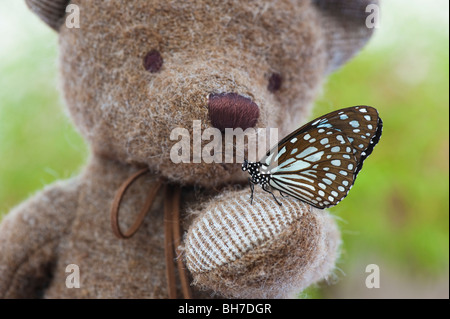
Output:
[[242, 106, 383, 209]]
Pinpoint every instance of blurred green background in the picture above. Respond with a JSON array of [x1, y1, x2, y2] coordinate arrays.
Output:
[[0, 1, 448, 298]]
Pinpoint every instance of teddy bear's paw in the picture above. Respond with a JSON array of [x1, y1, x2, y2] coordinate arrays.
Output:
[[185, 190, 306, 273], [183, 188, 340, 298]]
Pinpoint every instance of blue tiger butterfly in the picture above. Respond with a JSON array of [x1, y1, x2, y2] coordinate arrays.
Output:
[[242, 106, 383, 208]]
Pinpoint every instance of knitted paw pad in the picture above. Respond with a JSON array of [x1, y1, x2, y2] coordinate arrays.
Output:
[[185, 193, 308, 273]]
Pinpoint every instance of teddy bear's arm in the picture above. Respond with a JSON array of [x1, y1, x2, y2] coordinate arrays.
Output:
[[183, 187, 340, 298], [0, 180, 80, 298]]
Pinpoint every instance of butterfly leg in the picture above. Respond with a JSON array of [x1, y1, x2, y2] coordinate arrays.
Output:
[[249, 178, 255, 205], [279, 191, 289, 198], [262, 184, 282, 206]]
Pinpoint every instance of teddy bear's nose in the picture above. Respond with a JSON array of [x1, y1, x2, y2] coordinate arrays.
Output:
[[208, 93, 260, 132]]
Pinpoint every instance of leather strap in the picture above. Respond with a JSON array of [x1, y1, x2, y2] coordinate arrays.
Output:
[[110, 168, 163, 239], [163, 185, 177, 298], [168, 185, 192, 299], [110, 168, 191, 299]]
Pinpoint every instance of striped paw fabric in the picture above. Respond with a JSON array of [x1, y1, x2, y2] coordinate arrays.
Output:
[[184, 192, 309, 273]]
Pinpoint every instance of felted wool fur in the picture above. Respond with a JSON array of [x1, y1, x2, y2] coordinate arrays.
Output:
[[0, 0, 377, 298]]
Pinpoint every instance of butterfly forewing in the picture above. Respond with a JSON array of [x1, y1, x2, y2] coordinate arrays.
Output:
[[258, 106, 382, 209], [318, 106, 382, 177]]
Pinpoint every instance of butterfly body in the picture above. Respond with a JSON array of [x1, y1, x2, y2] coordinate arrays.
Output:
[[242, 161, 269, 185], [242, 106, 383, 209]]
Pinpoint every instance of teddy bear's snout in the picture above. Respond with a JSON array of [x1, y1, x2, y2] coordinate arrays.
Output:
[[208, 93, 260, 132]]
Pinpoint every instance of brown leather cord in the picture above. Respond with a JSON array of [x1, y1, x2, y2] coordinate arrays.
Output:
[[110, 168, 192, 299], [163, 185, 177, 299], [170, 185, 192, 299], [110, 168, 163, 239]]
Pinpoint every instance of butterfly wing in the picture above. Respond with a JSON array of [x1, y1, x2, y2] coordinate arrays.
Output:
[[259, 106, 382, 209]]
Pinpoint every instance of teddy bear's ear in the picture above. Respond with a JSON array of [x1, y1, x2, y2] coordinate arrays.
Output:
[[25, 0, 71, 31], [313, 0, 379, 73]]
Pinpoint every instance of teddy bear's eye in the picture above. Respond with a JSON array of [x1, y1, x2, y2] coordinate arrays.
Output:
[[268, 73, 283, 92], [143, 50, 163, 73]]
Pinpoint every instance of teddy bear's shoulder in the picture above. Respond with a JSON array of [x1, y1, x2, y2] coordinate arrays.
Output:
[[0, 178, 82, 297], [1, 178, 81, 244]]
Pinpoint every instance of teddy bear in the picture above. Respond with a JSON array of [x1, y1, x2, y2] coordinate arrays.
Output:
[[0, 0, 377, 298]]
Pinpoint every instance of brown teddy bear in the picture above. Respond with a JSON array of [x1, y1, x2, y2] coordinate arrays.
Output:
[[0, 0, 377, 298]]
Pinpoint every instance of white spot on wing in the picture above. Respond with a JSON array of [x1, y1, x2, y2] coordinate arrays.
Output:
[[274, 146, 286, 162], [336, 135, 345, 144], [302, 169, 317, 178], [349, 120, 360, 128], [331, 160, 341, 166], [304, 151, 325, 162], [270, 159, 310, 173], [296, 146, 318, 159], [331, 146, 340, 153]]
